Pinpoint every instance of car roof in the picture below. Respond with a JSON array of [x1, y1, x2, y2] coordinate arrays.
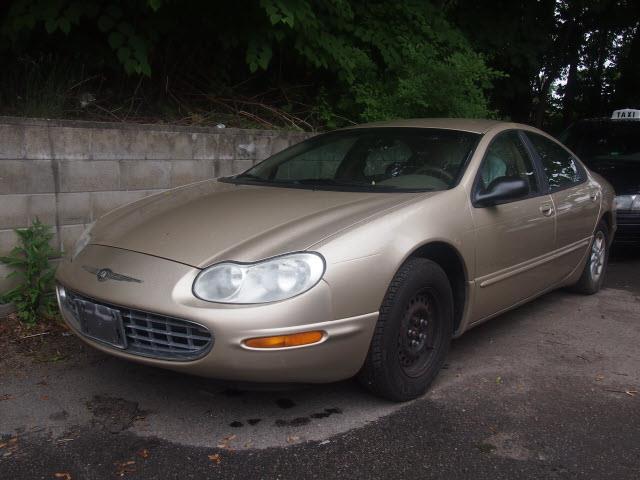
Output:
[[344, 118, 504, 134]]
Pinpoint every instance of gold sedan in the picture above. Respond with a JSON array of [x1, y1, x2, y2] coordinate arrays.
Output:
[[56, 119, 616, 401]]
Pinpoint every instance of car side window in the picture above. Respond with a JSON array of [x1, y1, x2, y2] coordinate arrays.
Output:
[[526, 132, 583, 191], [478, 131, 538, 193]]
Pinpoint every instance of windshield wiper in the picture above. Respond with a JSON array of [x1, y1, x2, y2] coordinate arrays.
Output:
[[226, 175, 416, 191], [294, 178, 414, 191], [233, 172, 268, 181], [294, 178, 373, 188]]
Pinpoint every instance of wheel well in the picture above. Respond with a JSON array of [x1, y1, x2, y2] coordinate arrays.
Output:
[[599, 211, 615, 246], [409, 242, 467, 334]]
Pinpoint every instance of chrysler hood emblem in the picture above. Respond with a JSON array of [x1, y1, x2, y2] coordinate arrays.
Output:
[[82, 266, 143, 283]]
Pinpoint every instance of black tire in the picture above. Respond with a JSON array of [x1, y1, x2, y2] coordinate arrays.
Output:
[[358, 258, 454, 401], [570, 221, 609, 295]]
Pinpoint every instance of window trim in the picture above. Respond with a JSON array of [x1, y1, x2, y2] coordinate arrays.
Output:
[[471, 129, 546, 208], [521, 130, 587, 195]]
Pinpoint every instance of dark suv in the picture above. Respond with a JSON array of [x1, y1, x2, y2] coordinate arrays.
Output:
[[561, 111, 640, 244]]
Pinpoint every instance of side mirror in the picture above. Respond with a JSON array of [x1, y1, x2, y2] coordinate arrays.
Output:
[[474, 176, 529, 207]]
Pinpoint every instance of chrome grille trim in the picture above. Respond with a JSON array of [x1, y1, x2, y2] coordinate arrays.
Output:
[[59, 287, 213, 361]]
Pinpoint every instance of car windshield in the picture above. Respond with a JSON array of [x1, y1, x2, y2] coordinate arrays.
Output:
[[224, 128, 480, 192], [561, 121, 640, 162]]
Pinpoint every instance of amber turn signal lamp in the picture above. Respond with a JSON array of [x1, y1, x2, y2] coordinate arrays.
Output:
[[244, 331, 324, 349]]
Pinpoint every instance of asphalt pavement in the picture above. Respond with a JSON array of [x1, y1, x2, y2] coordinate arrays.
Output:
[[1, 247, 639, 479]]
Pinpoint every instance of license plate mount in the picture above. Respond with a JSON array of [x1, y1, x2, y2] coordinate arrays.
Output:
[[77, 299, 127, 349]]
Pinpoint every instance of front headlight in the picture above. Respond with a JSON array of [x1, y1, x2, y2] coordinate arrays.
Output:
[[615, 195, 640, 212], [193, 252, 325, 304], [71, 221, 95, 259]]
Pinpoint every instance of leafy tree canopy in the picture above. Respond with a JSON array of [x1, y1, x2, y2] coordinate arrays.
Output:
[[1, 0, 638, 131], [0, 0, 499, 128]]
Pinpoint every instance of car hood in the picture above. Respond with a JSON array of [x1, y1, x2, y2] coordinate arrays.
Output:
[[90, 180, 429, 268]]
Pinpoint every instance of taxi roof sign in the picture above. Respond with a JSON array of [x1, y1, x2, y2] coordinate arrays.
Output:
[[612, 108, 640, 120]]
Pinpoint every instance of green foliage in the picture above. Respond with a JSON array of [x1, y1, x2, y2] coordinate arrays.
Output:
[[1, 0, 639, 128], [352, 42, 502, 122], [0, 0, 501, 124], [246, 0, 500, 121], [3, 0, 155, 76], [0, 54, 78, 118], [0, 219, 60, 325]]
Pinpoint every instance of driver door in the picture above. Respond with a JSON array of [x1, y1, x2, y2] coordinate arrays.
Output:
[[469, 130, 556, 323]]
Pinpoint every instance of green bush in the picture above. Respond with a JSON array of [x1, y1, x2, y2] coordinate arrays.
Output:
[[0, 219, 60, 325]]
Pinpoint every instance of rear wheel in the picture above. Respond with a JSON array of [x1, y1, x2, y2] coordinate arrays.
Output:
[[358, 258, 453, 401], [570, 221, 609, 295]]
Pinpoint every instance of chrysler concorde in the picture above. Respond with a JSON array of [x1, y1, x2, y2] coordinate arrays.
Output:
[[56, 119, 615, 401]]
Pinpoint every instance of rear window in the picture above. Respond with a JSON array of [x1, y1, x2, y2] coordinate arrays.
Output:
[[526, 133, 583, 191]]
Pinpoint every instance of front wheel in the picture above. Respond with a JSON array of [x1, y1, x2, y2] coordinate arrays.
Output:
[[570, 221, 609, 295], [358, 258, 453, 401]]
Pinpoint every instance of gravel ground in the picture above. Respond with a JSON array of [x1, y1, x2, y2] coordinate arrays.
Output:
[[1, 248, 638, 479]]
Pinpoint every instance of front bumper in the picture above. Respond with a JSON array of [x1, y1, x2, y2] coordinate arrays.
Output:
[[55, 245, 378, 383], [614, 212, 640, 245]]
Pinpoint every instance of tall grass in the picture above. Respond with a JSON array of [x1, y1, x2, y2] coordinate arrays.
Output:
[[0, 54, 83, 118]]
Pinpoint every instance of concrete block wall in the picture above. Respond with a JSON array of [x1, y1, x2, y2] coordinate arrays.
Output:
[[0, 116, 312, 294]]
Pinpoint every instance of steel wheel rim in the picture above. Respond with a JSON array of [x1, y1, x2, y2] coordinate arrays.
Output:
[[397, 289, 442, 378], [590, 231, 606, 281]]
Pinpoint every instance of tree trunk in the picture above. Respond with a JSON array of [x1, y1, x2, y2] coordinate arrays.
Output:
[[534, 75, 553, 128]]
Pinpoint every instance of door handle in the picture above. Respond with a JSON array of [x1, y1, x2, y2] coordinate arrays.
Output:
[[590, 191, 599, 202], [539, 203, 554, 216]]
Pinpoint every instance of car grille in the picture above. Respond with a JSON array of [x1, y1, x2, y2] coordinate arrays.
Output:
[[59, 287, 213, 361]]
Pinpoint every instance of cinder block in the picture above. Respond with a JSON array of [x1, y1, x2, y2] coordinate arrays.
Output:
[[193, 133, 220, 160], [0, 220, 60, 257], [234, 135, 257, 160], [28, 194, 57, 226], [0, 263, 19, 296], [120, 160, 171, 190], [0, 228, 19, 256], [0, 124, 25, 159], [59, 223, 87, 255], [170, 160, 214, 187], [146, 131, 193, 160], [24, 126, 52, 159], [270, 135, 293, 156], [232, 159, 253, 175], [91, 189, 161, 219], [254, 136, 272, 161], [91, 128, 147, 160], [50, 127, 92, 160], [0, 160, 56, 194], [58, 192, 91, 225], [58, 160, 119, 192], [216, 134, 235, 160], [0, 194, 28, 229], [291, 133, 314, 145], [216, 160, 234, 178]]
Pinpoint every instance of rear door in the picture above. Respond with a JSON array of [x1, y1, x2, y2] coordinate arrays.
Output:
[[470, 130, 556, 323], [523, 132, 600, 282]]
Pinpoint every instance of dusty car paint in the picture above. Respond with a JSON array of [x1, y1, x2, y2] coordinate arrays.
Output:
[[56, 119, 615, 384]]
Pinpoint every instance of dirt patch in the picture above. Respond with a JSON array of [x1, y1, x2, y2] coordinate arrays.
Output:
[[0, 313, 95, 373], [86, 395, 148, 433]]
